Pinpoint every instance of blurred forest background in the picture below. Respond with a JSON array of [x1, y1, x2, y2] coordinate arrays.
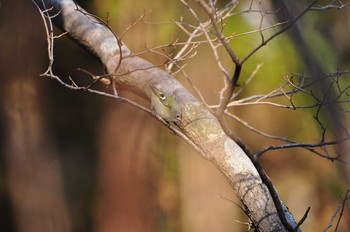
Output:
[[1, 0, 350, 231]]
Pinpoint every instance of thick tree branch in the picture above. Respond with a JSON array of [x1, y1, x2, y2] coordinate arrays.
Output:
[[32, 0, 302, 231]]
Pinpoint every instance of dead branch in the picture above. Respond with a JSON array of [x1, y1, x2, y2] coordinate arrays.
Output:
[[311, 0, 350, 10], [32, 0, 350, 231], [323, 188, 350, 231]]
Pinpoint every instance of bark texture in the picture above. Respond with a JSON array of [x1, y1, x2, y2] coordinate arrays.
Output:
[[33, 0, 299, 230]]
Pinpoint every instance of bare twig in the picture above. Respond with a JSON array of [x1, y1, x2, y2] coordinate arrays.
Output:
[[219, 194, 257, 231], [311, 0, 350, 10], [224, 109, 348, 161], [255, 140, 345, 160], [224, 70, 350, 110], [196, 0, 241, 117], [119, 9, 154, 41], [33, 0, 350, 230], [196, 0, 239, 64], [240, 0, 319, 64], [323, 188, 350, 232], [294, 207, 311, 231], [32, 0, 206, 159]]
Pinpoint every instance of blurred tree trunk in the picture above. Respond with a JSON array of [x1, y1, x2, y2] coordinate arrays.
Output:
[[3, 80, 72, 232], [0, 1, 72, 231], [270, 0, 350, 228], [95, 100, 160, 232]]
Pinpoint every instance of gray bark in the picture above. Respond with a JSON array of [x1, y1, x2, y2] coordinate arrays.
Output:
[[33, 0, 300, 230]]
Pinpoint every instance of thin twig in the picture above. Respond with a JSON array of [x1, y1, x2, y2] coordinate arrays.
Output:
[[240, 0, 319, 64], [323, 188, 350, 232]]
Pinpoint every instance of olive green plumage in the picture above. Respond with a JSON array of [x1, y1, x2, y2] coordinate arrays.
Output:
[[151, 87, 181, 122]]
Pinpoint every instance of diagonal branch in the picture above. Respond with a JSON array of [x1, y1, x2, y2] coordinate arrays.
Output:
[[32, 0, 298, 230], [240, 0, 319, 64]]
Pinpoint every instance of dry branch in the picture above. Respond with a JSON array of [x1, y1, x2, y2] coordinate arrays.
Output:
[[32, 0, 299, 230]]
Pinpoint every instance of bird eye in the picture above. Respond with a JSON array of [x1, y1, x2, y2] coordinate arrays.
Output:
[[159, 93, 166, 100]]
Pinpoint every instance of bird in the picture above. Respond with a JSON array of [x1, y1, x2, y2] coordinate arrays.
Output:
[[150, 86, 181, 122]]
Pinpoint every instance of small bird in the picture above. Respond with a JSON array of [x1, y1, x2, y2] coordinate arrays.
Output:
[[151, 86, 181, 122]]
